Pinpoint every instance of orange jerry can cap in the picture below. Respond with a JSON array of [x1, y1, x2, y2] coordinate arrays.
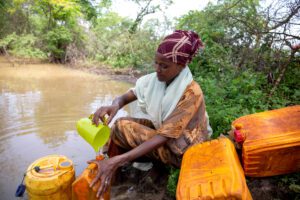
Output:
[[233, 123, 246, 143]]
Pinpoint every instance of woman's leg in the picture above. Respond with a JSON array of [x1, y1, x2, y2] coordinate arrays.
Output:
[[108, 117, 181, 167]]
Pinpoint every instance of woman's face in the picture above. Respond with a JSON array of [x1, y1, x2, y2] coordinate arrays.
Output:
[[154, 52, 185, 85]]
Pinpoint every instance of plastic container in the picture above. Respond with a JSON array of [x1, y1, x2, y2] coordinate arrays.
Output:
[[72, 155, 110, 200], [232, 105, 300, 177], [76, 116, 110, 152], [177, 138, 252, 200], [25, 155, 75, 200]]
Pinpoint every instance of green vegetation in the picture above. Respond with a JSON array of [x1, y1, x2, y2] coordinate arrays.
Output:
[[166, 167, 180, 196], [0, 0, 167, 66], [0, 0, 299, 198], [176, 0, 300, 137], [280, 173, 300, 194], [0, 32, 46, 59]]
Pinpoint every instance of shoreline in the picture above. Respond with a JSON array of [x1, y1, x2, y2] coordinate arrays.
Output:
[[0, 55, 143, 84], [69, 64, 141, 85]]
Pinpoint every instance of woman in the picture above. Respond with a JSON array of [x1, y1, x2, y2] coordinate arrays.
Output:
[[89, 30, 212, 198]]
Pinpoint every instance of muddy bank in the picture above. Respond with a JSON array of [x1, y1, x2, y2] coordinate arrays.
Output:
[[66, 61, 145, 84], [79, 66, 140, 84], [111, 164, 174, 200]]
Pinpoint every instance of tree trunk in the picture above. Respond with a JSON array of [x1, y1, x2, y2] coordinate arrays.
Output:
[[267, 49, 297, 99]]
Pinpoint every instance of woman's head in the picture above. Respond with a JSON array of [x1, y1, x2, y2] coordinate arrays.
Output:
[[157, 30, 204, 66], [154, 30, 203, 84]]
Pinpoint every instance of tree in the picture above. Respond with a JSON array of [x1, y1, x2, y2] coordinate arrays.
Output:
[[128, 0, 173, 34]]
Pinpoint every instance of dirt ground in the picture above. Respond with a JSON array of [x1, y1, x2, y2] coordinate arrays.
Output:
[[67, 62, 143, 84], [110, 164, 173, 200], [109, 161, 299, 200]]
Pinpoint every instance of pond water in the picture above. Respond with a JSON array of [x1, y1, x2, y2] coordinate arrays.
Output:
[[0, 57, 133, 199]]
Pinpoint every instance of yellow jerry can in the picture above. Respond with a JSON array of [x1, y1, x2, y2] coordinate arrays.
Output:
[[25, 155, 75, 200], [232, 105, 300, 177], [177, 138, 252, 200]]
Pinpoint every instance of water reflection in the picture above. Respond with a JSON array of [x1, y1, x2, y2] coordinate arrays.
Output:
[[0, 60, 132, 199]]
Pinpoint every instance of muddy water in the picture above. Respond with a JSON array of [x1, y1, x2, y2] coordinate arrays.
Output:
[[0, 57, 133, 199]]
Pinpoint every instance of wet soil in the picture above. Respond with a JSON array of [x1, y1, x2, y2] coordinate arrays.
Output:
[[66, 61, 144, 84], [111, 164, 174, 200], [247, 176, 299, 200]]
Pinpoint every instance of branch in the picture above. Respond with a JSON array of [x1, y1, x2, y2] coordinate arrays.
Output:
[[289, 22, 300, 25], [270, 32, 300, 40], [223, 0, 243, 12], [268, 44, 297, 99], [259, 30, 300, 40], [136, 0, 153, 20], [270, 3, 300, 30], [129, 0, 156, 34], [228, 16, 258, 34]]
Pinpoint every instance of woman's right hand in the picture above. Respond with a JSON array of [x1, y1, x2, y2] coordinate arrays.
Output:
[[93, 90, 137, 126], [92, 105, 119, 126], [88, 155, 124, 199]]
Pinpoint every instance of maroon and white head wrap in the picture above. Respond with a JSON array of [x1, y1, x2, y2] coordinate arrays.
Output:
[[157, 30, 204, 66]]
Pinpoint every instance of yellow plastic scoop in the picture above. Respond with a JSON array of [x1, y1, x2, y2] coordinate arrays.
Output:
[[76, 115, 110, 152]]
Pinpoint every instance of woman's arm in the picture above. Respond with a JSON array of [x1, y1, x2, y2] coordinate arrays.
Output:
[[88, 134, 169, 198], [112, 89, 137, 109], [92, 90, 137, 125], [118, 134, 168, 163]]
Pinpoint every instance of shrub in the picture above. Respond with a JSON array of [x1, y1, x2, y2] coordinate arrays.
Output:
[[0, 32, 46, 59], [167, 167, 180, 197], [45, 26, 73, 62]]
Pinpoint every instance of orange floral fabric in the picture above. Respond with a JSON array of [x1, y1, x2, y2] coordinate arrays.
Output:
[[110, 80, 209, 167]]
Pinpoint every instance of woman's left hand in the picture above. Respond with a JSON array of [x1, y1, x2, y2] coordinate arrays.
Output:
[[87, 156, 123, 198]]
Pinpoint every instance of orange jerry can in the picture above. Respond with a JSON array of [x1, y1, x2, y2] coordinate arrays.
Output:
[[177, 138, 252, 200], [232, 105, 300, 177], [72, 155, 110, 200]]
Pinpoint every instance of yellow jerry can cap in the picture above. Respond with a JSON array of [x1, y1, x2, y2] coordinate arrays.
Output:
[[27, 155, 74, 178]]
